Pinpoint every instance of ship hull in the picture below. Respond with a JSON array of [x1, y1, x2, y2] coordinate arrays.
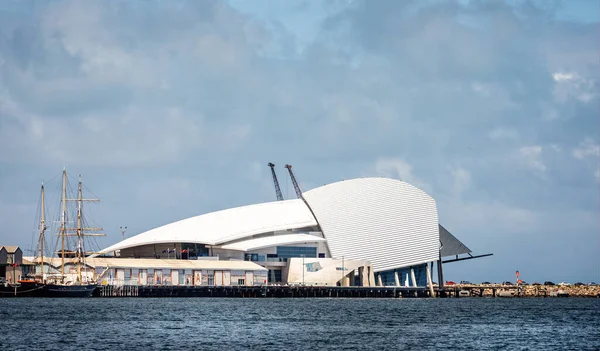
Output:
[[40, 283, 97, 298], [0, 282, 45, 297]]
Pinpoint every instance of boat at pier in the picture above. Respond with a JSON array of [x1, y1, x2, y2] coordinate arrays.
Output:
[[41, 283, 97, 297], [24, 169, 104, 297]]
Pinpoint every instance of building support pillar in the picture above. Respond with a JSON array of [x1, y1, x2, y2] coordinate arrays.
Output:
[[368, 266, 375, 287], [437, 250, 444, 288], [410, 267, 417, 287], [394, 271, 400, 287], [426, 262, 435, 298], [377, 274, 383, 287], [360, 266, 369, 287]]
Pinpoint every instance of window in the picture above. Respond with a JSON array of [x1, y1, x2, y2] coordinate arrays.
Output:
[[268, 269, 282, 283], [276, 246, 317, 259]]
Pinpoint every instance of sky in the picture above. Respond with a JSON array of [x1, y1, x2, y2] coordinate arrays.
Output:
[[0, 0, 598, 284]]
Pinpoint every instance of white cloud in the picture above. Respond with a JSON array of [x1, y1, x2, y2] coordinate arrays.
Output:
[[552, 71, 597, 104], [489, 127, 519, 141], [541, 104, 560, 121], [374, 157, 431, 192], [440, 200, 540, 237], [471, 81, 491, 96], [572, 138, 600, 159], [552, 72, 577, 82], [450, 166, 471, 197], [519, 146, 546, 172]]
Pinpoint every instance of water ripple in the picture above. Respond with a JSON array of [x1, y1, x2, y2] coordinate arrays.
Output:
[[0, 298, 598, 350]]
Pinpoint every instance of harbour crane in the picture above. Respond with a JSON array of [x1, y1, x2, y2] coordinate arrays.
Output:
[[284, 164, 302, 199], [268, 162, 284, 201]]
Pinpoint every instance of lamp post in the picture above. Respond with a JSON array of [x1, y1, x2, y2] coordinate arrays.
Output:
[[120, 226, 127, 241], [301, 254, 305, 286], [341, 256, 345, 287]]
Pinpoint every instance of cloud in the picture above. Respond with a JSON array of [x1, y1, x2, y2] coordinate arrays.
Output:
[[0, 0, 598, 282], [552, 72, 577, 82], [450, 166, 471, 197], [374, 157, 431, 193], [572, 138, 600, 159], [552, 71, 597, 103], [489, 127, 519, 141], [519, 146, 546, 172]]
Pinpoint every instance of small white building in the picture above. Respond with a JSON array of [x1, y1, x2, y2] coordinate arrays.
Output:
[[29, 257, 268, 287]]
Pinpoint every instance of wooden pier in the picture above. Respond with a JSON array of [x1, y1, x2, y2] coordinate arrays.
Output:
[[95, 285, 437, 298]]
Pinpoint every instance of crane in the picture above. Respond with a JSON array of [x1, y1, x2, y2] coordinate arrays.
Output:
[[268, 162, 284, 201], [284, 164, 302, 199]]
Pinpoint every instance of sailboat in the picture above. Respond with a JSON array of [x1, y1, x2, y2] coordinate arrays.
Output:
[[31, 169, 104, 297]]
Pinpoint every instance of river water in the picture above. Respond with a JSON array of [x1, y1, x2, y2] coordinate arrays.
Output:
[[0, 298, 598, 350]]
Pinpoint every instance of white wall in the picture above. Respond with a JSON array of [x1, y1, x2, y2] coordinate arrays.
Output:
[[303, 178, 440, 272], [286, 257, 372, 286]]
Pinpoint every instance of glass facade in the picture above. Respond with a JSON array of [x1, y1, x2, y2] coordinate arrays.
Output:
[[181, 243, 209, 258], [268, 269, 282, 283], [377, 264, 428, 287], [244, 246, 318, 262], [276, 246, 317, 259]]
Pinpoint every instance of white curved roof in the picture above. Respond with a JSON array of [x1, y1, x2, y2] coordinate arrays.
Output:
[[303, 177, 439, 272], [98, 199, 318, 254], [219, 233, 326, 252]]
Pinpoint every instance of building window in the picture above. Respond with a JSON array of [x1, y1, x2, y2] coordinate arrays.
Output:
[[276, 246, 317, 259], [268, 269, 282, 283]]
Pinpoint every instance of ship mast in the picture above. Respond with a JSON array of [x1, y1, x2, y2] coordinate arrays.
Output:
[[39, 182, 46, 282], [76, 175, 83, 283], [60, 169, 67, 283], [68, 174, 103, 284]]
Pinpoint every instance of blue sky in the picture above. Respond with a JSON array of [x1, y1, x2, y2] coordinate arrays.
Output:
[[0, 0, 598, 283]]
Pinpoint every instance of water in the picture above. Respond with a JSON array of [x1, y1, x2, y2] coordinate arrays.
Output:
[[1, 298, 598, 350]]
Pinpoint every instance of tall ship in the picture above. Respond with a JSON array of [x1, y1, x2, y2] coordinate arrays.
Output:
[[3, 169, 104, 297]]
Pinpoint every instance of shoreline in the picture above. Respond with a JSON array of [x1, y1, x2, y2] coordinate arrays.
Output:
[[448, 284, 600, 298]]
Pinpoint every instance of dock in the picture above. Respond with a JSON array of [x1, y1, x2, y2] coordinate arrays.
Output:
[[96, 285, 436, 298], [94, 284, 600, 298]]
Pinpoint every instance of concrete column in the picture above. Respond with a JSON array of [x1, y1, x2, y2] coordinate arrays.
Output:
[[410, 267, 417, 287], [394, 271, 400, 287], [341, 273, 347, 287], [377, 274, 383, 287], [360, 266, 368, 287], [368, 265, 375, 287], [358, 266, 363, 286], [426, 263, 435, 298], [437, 251, 444, 288]]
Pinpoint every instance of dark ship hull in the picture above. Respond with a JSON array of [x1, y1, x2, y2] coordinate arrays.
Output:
[[0, 282, 97, 297], [0, 282, 45, 297], [40, 283, 97, 297]]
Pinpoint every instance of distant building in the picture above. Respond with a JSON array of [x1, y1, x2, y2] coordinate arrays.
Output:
[[0, 246, 23, 283]]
